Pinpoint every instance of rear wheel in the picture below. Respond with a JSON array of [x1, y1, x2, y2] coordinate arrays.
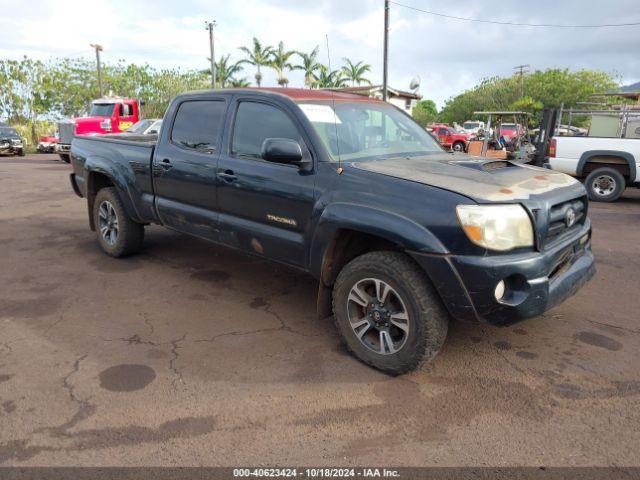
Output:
[[59, 154, 70, 163], [332, 251, 449, 375], [93, 187, 144, 257], [585, 167, 625, 202]]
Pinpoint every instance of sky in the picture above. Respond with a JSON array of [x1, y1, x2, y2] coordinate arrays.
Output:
[[1, 0, 639, 109]]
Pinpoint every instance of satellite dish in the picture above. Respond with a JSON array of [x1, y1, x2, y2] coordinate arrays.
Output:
[[409, 76, 421, 92]]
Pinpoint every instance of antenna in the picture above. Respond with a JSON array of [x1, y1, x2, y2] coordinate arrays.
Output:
[[325, 34, 342, 171]]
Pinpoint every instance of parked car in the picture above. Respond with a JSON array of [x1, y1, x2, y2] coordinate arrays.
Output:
[[69, 88, 595, 374], [462, 120, 486, 135], [120, 119, 162, 136], [0, 125, 25, 156], [56, 96, 143, 163], [37, 135, 59, 153], [428, 124, 472, 152], [547, 135, 640, 202]]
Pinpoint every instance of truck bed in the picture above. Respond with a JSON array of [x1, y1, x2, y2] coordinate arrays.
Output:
[[70, 134, 158, 225]]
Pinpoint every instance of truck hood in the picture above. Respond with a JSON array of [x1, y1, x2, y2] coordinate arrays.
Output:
[[351, 154, 583, 202], [75, 116, 109, 134]]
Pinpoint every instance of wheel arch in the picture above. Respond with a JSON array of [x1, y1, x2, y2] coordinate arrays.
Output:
[[310, 203, 449, 318], [84, 159, 139, 230], [577, 150, 636, 182]]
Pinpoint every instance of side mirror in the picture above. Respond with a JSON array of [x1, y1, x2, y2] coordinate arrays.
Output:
[[261, 138, 310, 170]]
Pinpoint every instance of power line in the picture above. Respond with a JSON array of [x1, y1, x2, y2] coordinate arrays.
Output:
[[388, 1, 640, 28]]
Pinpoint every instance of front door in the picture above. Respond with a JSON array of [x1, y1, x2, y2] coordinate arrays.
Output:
[[216, 98, 316, 267], [153, 97, 227, 240]]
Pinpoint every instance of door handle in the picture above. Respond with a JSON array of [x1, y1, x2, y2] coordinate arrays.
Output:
[[160, 158, 173, 170], [217, 170, 237, 182]]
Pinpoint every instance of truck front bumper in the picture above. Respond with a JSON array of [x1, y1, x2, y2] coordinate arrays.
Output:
[[411, 220, 595, 325]]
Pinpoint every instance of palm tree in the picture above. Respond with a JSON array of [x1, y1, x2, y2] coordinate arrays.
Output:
[[214, 55, 244, 88], [269, 41, 296, 87], [239, 38, 274, 87], [311, 65, 348, 88], [341, 59, 372, 87], [229, 77, 251, 88], [295, 47, 320, 88]]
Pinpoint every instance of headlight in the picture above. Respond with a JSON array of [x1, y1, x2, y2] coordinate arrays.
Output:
[[456, 204, 534, 251]]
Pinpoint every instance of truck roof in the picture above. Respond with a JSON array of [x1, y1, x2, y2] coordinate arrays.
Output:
[[193, 87, 382, 103]]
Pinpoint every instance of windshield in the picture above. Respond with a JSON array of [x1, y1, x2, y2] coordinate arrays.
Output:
[[463, 122, 479, 129], [297, 101, 442, 161], [126, 120, 153, 134], [89, 103, 116, 117], [0, 127, 19, 136]]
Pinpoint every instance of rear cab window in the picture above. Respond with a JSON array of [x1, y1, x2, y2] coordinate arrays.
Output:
[[171, 100, 226, 153]]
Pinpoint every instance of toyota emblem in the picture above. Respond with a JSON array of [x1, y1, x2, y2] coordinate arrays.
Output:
[[565, 208, 577, 228]]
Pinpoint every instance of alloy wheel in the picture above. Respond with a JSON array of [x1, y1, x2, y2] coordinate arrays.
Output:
[[346, 278, 410, 355], [98, 200, 119, 246]]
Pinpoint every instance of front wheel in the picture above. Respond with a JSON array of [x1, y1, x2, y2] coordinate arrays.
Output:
[[59, 154, 70, 163], [17, 148, 25, 157], [585, 167, 625, 202], [93, 187, 144, 257], [332, 251, 449, 375], [452, 141, 465, 152]]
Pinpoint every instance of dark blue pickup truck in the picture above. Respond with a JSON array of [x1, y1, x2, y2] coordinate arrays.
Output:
[[69, 88, 595, 374]]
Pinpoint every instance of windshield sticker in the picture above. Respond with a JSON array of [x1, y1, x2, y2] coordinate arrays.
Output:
[[299, 104, 342, 124]]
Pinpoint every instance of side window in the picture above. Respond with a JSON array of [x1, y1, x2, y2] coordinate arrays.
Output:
[[232, 102, 300, 159], [123, 104, 133, 116], [171, 100, 225, 152], [438, 128, 448, 136]]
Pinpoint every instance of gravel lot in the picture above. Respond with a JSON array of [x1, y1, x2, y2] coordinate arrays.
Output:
[[1, 153, 639, 467]]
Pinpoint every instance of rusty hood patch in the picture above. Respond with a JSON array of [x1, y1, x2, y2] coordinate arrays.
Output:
[[352, 155, 582, 202]]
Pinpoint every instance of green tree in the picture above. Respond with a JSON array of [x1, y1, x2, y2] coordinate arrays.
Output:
[[440, 68, 618, 125], [239, 37, 274, 87], [211, 54, 244, 88], [229, 77, 251, 88], [412, 99, 438, 126], [295, 47, 320, 88], [341, 59, 372, 87], [269, 41, 295, 87], [311, 65, 347, 88]]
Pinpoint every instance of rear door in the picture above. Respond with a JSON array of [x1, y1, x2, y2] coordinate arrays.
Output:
[[153, 97, 228, 240], [216, 97, 316, 267]]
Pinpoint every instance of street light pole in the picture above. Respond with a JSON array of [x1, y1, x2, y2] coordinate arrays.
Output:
[[205, 21, 217, 88], [90, 44, 104, 97], [382, 0, 389, 101]]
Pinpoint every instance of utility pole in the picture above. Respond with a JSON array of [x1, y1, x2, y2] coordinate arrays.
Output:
[[382, 0, 389, 101], [513, 64, 530, 99], [205, 20, 217, 88], [90, 44, 104, 97]]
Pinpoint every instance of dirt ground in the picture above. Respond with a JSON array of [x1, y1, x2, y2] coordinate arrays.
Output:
[[1, 154, 639, 467]]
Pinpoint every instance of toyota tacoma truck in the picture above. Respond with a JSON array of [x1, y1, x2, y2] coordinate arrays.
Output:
[[69, 88, 595, 374]]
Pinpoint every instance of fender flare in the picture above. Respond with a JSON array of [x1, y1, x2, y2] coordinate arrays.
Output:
[[84, 155, 142, 224], [577, 150, 637, 182], [308, 202, 449, 280]]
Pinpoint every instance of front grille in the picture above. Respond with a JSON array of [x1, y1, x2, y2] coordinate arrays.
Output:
[[58, 121, 75, 144], [545, 196, 587, 245]]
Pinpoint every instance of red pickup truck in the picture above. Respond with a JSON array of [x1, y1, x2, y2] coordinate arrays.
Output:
[[56, 97, 142, 162], [428, 124, 472, 152]]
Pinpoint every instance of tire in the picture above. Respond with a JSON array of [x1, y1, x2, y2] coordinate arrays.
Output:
[[93, 187, 144, 257], [332, 251, 449, 375], [584, 167, 625, 202], [17, 148, 25, 157], [452, 141, 465, 153], [59, 154, 70, 163]]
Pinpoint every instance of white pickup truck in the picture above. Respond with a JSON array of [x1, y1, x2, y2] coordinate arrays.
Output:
[[547, 136, 640, 202]]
